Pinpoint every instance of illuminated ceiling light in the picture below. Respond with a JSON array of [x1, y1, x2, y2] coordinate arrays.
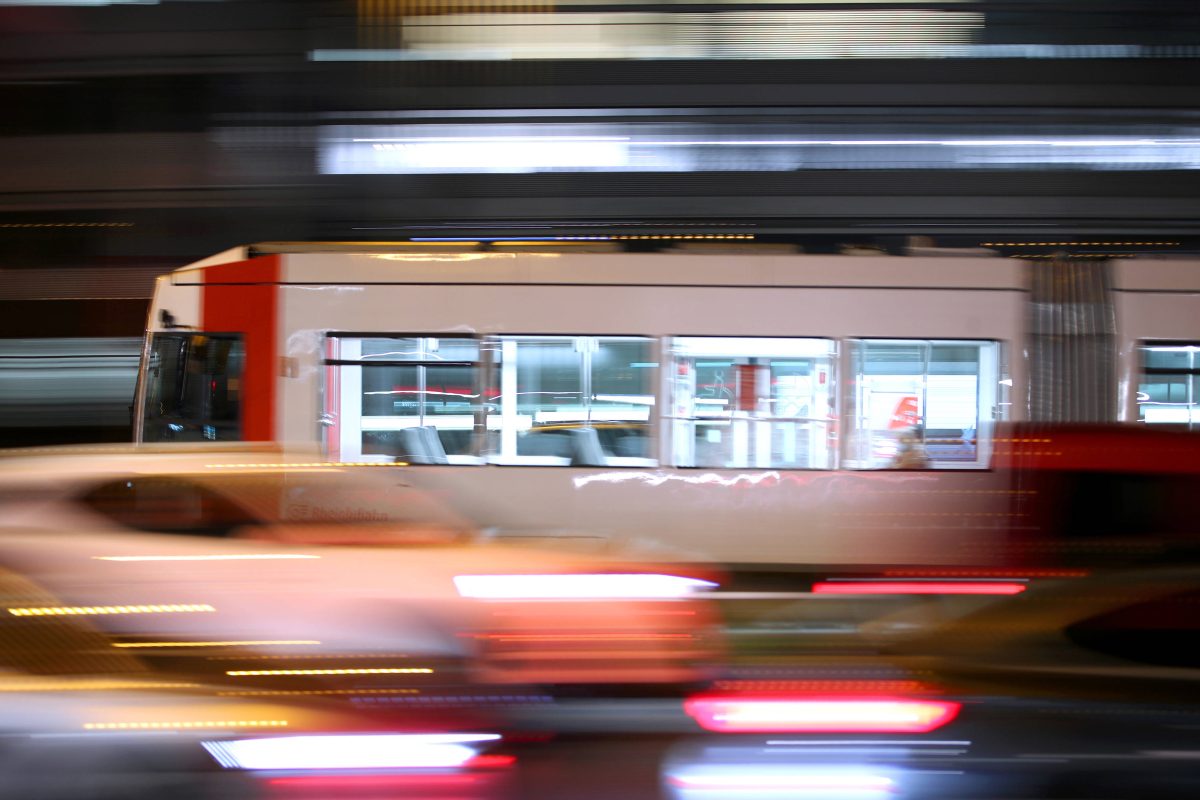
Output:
[[355, 135, 629, 143], [684, 695, 961, 733], [811, 581, 1026, 595], [323, 126, 1200, 175], [113, 640, 321, 649], [225, 668, 433, 677], [8, 604, 216, 617], [94, 555, 319, 562], [85, 720, 288, 731], [353, 138, 629, 171], [202, 733, 499, 770], [452, 573, 717, 599]]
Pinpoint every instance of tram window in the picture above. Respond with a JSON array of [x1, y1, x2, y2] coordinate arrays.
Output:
[[668, 337, 836, 469], [843, 339, 1003, 470], [142, 333, 243, 442], [324, 336, 481, 464], [486, 336, 656, 467], [1137, 343, 1200, 430]]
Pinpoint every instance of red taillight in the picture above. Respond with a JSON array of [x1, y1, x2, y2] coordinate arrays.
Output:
[[812, 581, 1026, 595], [684, 695, 961, 733]]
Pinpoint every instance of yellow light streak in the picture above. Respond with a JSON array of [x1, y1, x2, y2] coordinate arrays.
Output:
[[8, 604, 216, 617], [372, 252, 506, 262], [84, 720, 288, 731], [202, 462, 401, 469], [225, 667, 433, 677], [0, 681, 200, 693], [94, 555, 319, 562], [981, 241, 1179, 247], [113, 640, 321, 649], [206, 652, 410, 661], [218, 688, 421, 697], [613, 234, 755, 240], [490, 241, 619, 247]]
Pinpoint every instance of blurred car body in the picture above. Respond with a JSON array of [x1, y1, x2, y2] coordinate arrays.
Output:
[[662, 566, 1200, 800], [0, 444, 722, 690]]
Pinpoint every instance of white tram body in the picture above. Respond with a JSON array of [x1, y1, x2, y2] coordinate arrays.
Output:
[[134, 244, 1200, 567]]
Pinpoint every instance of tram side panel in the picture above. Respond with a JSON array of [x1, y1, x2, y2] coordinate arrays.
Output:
[[270, 270, 1024, 567]]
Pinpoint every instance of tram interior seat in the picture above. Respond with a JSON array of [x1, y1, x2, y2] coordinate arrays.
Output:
[[924, 427, 978, 462], [516, 427, 611, 466], [397, 427, 428, 463], [397, 426, 449, 464], [613, 434, 648, 458], [518, 431, 572, 458], [568, 427, 608, 467], [419, 426, 450, 464]]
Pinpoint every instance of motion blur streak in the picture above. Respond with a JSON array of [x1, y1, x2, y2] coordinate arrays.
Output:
[[85, 720, 289, 731], [811, 581, 1027, 595], [94, 554, 321, 562], [684, 696, 961, 733], [464, 633, 696, 642], [112, 640, 321, 648], [666, 770, 895, 791], [663, 765, 898, 800], [0, 680, 200, 692], [262, 771, 513, 800], [7, 603, 216, 616], [202, 733, 501, 770], [265, 774, 484, 788], [453, 573, 717, 599], [225, 668, 433, 677]]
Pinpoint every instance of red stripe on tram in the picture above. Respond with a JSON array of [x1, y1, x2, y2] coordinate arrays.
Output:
[[201, 255, 280, 442]]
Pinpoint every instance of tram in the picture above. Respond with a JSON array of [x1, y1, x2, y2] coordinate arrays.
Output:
[[132, 241, 1200, 567]]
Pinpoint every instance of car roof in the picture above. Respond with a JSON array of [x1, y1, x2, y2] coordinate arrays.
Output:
[[0, 444, 475, 532]]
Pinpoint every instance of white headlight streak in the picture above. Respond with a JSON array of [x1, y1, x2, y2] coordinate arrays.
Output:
[[452, 573, 717, 599]]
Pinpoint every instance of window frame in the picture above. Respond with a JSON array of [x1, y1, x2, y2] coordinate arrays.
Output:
[[323, 332, 483, 464], [141, 331, 245, 443], [318, 331, 1007, 472], [1136, 340, 1200, 431], [666, 335, 838, 470], [486, 333, 659, 468], [322, 332, 659, 468], [842, 337, 1005, 471]]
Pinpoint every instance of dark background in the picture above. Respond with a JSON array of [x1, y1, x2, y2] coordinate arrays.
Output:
[[4, 1, 1200, 444]]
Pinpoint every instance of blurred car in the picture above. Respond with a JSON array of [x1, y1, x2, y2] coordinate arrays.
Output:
[[663, 566, 1200, 800], [0, 444, 723, 691], [0, 442, 474, 538]]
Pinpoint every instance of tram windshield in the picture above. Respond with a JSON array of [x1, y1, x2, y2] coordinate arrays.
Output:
[[142, 333, 244, 442]]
